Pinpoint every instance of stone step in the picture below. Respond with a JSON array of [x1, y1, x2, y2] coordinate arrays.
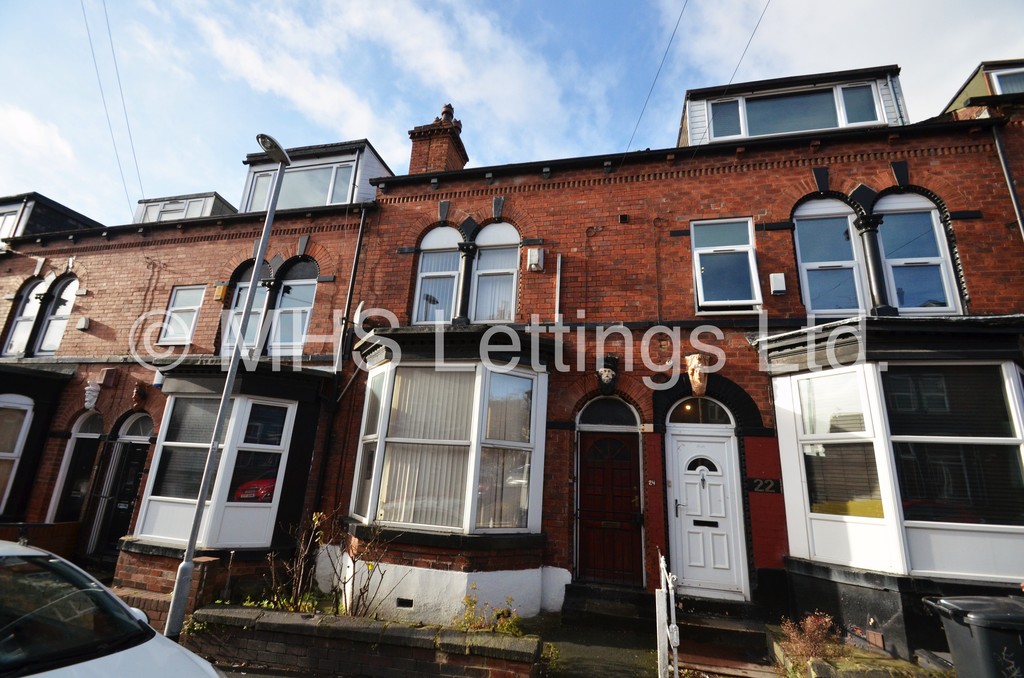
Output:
[[561, 582, 655, 627]]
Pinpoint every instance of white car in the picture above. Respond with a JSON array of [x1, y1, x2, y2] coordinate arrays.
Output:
[[0, 540, 224, 677]]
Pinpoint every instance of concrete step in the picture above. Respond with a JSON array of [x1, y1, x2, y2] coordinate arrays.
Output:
[[561, 582, 654, 628]]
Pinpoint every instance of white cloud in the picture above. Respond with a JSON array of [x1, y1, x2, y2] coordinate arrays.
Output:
[[0, 104, 75, 166]]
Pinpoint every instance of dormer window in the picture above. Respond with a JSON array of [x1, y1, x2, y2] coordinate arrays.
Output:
[[992, 68, 1024, 95], [247, 162, 354, 211], [709, 83, 882, 141]]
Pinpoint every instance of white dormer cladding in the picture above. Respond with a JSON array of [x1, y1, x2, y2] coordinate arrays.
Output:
[[240, 141, 390, 212], [682, 68, 909, 146], [134, 193, 237, 224]]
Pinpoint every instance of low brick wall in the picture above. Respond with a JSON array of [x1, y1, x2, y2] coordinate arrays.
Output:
[[184, 606, 542, 677]]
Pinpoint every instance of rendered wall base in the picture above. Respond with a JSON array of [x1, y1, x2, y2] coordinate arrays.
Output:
[[184, 606, 541, 677], [316, 545, 571, 625]]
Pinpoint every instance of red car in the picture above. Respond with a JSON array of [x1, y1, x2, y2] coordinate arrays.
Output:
[[232, 470, 276, 502]]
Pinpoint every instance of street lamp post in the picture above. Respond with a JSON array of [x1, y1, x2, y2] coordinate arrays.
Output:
[[164, 134, 291, 640]]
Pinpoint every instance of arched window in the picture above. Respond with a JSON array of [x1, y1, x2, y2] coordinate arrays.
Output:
[[224, 258, 318, 356], [35, 277, 79, 355], [413, 227, 462, 323], [668, 398, 733, 425], [579, 397, 639, 427], [793, 199, 865, 315], [471, 223, 519, 322], [3, 279, 46, 356]]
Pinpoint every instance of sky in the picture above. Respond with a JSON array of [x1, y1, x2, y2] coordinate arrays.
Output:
[[2, 0, 1024, 227]]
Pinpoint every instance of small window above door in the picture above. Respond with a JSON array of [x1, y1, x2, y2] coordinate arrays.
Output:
[[669, 398, 732, 425]]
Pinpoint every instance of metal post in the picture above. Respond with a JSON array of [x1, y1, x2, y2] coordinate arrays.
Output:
[[164, 135, 290, 640]]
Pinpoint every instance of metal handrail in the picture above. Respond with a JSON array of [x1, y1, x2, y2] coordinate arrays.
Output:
[[656, 548, 680, 678]]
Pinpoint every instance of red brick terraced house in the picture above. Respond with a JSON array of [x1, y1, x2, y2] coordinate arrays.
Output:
[[1, 63, 1023, 660]]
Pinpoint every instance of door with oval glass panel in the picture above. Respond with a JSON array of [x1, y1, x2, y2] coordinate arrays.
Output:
[[665, 398, 749, 600]]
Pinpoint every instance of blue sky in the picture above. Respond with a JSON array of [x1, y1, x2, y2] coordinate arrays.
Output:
[[2, 0, 1024, 226]]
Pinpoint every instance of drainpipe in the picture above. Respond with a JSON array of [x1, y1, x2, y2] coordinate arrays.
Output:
[[452, 241, 477, 325], [853, 214, 898, 316], [992, 124, 1024, 244]]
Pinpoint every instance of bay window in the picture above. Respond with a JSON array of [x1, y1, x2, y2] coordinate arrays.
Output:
[[351, 363, 545, 533]]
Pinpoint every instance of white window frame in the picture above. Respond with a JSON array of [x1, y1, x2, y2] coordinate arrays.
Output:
[[0, 210, 19, 241], [0, 393, 33, 514], [875, 194, 960, 316], [34, 277, 79, 356], [159, 285, 205, 345], [412, 227, 462, 325], [991, 67, 1024, 95], [691, 218, 762, 311], [244, 158, 355, 212], [222, 265, 318, 357], [793, 200, 868, 316], [2, 279, 46, 356], [469, 223, 520, 323], [141, 198, 207, 223], [708, 81, 883, 141], [268, 278, 318, 357], [135, 394, 297, 548], [349, 361, 546, 535]]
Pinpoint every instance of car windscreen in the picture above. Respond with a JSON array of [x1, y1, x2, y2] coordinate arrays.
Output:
[[0, 554, 153, 676]]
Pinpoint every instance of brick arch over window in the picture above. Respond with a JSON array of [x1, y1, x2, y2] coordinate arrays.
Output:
[[651, 373, 766, 435]]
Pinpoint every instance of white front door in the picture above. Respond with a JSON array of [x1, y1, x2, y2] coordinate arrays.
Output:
[[666, 431, 749, 600]]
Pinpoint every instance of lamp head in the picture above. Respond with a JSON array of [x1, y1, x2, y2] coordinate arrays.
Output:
[[256, 134, 291, 166]]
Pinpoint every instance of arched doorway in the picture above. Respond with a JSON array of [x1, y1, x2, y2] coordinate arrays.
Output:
[[576, 397, 644, 587], [87, 413, 153, 565], [48, 412, 103, 524], [665, 397, 749, 600]]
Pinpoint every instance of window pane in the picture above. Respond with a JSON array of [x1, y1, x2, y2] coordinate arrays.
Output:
[[278, 167, 332, 209], [710, 100, 741, 137], [152, 445, 219, 499], [123, 415, 154, 438], [476, 447, 529, 529], [388, 368, 474, 440], [0, 408, 28, 453], [244, 404, 288, 446], [278, 283, 316, 308], [166, 398, 228, 444], [879, 212, 939, 258], [227, 450, 280, 503], [54, 438, 100, 522], [354, 441, 377, 517], [996, 71, 1024, 94], [806, 268, 860, 311], [842, 85, 878, 123], [173, 287, 204, 307], [580, 398, 638, 426], [697, 252, 754, 303], [804, 442, 882, 517], [162, 309, 196, 343], [185, 200, 204, 218], [890, 265, 947, 308], [477, 247, 518, 271], [420, 250, 459, 273], [747, 90, 838, 136], [895, 442, 1024, 525], [0, 460, 12, 503], [330, 165, 353, 204], [796, 217, 854, 262], [36, 317, 69, 353], [473, 273, 514, 321], [4, 320, 33, 355], [668, 398, 730, 425], [379, 442, 467, 528], [416, 276, 456, 322], [362, 372, 385, 437], [251, 173, 271, 210], [486, 373, 532, 443], [883, 365, 1012, 437], [799, 372, 864, 435], [692, 221, 749, 248]]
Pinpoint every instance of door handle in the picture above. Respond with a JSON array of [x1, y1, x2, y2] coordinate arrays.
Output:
[[674, 499, 687, 517]]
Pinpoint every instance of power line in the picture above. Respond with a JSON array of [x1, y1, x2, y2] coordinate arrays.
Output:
[[620, 0, 690, 166], [81, 0, 134, 222], [102, 0, 145, 200]]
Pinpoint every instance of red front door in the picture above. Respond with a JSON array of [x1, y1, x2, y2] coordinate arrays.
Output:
[[577, 431, 644, 586]]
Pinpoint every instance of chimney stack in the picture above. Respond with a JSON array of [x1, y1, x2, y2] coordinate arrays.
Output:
[[408, 103, 469, 174]]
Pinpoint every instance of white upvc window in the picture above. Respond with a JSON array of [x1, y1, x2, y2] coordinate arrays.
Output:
[[470, 223, 520, 323], [136, 394, 296, 548], [708, 82, 882, 141], [223, 259, 318, 357], [159, 285, 205, 345], [247, 162, 354, 212], [0, 394, 33, 514], [875, 195, 958, 315], [413, 227, 461, 324], [0, 210, 19, 241], [2, 280, 46, 356], [691, 218, 762, 311], [793, 196, 960, 316], [34, 277, 79, 355], [351, 362, 546, 534], [141, 198, 206, 223], [992, 67, 1024, 95]]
